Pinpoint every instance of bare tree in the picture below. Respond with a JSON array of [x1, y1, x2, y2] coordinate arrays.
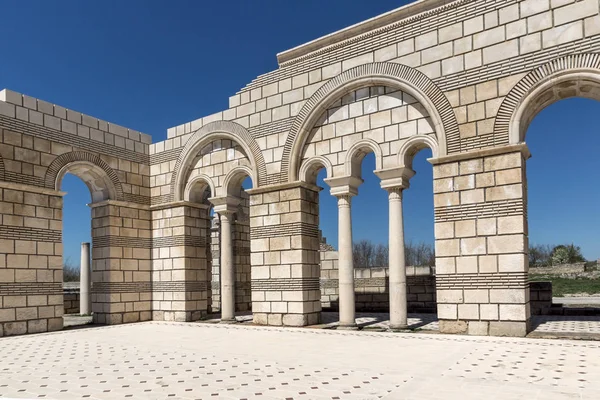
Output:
[[352, 240, 434, 268], [63, 257, 80, 282]]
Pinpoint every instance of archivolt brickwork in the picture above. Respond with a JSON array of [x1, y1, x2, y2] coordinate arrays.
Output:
[[169, 120, 266, 202], [44, 151, 125, 201], [281, 62, 458, 182], [494, 52, 600, 143]]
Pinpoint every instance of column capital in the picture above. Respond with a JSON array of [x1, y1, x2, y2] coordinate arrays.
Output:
[[323, 175, 363, 197], [209, 195, 240, 215], [374, 166, 415, 190]]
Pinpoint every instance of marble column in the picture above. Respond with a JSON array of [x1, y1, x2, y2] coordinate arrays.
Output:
[[80, 242, 91, 316], [388, 188, 407, 330], [337, 194, 357, 329], [219, 211, 236, 323]]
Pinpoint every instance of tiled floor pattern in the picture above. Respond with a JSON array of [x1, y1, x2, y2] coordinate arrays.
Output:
[[2, 321, 600, 399], [531, 315, 600, 334]]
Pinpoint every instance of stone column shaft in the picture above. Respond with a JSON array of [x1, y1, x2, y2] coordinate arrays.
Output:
[[80, 242, 91, 316], [337, 195, 356, 329], [388, 188, 407, 330], [219, 212, 235, 323]]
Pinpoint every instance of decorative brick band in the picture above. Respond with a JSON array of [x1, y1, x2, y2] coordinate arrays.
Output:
[[152, 235, 207, 248], [44, 151, 125, 201], [0, 115, 149, 164], [281, 62, 458, 182], [434, 199, 524, 223], [0, 282, 62, 296], [151, 281, 209, 292], [0, 226, 61, 243], [123, 193, 151, 205], [92, 282, 153, 293], [248, 117, 294, 138], [250, 222, 319, 240], [149, 148, 181, 165], [93, 236, 153, 249], [3, 171, 44, 187], [93, 235, 207, 249], [92, 281, 209, 294], [251, 278, 320, 291], [436, 272, 528, 290]]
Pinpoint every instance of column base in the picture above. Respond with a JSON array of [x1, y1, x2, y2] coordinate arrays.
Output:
[[337, 323, 359, 331], [219, 318, 237, 324], [388, 324, 409, 332]]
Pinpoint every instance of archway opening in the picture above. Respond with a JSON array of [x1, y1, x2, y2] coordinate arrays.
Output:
[[297, 83, 441, 330], [59, 172, 95, 328], [524, 97, 600, 335]]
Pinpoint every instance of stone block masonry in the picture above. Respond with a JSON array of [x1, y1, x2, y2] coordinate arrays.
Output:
[[3, 0, 600, 336]]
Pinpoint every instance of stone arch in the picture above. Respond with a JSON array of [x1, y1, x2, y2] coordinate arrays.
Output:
[[171, 120, 266, 201], [45, 151, 124, 202], [299, 155, 333, 185], [397, 135, 439, 169], [344, 138, 384, 178], [282, 62, 458, 183], [495, 53, 600, 144], [184, 173, 216, 204], [221, 165, 254, 197]]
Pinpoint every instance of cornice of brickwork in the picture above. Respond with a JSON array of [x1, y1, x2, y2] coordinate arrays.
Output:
[[277, 0, 471, 66], [429, 143, 530, 165], [0, 180, 66, 196]]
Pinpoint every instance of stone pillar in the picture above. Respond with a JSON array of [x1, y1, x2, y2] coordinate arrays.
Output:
[[375, 167, 414, 331], [79, 242, 91, 315], [248, 183, 321, 327], [151, 202, 210, 322], [210, 195, 241, 323], [336, 194, 356, 329], [219, 210, 235, 322], [324, 176, 362, 330], [91, 200, 152, 325], [387, 188, 407, 330], [431, 144, 531, 337]]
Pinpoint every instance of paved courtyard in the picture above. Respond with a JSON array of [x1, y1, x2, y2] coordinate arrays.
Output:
[[2, 321, 600, 399]]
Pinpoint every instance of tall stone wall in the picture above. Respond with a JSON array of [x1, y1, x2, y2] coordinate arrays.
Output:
[[0, 184, 64, 336]]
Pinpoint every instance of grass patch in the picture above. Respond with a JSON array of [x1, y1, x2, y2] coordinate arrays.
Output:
[[530, 274, 600, 296]]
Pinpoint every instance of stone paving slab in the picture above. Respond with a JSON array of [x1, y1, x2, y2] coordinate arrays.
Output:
[[2, 321, 600, 399]]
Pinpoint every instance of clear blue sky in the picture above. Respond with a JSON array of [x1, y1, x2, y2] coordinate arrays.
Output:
[[0, 1, 598, 265]]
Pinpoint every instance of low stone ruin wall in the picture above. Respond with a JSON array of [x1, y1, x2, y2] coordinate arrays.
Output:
[[529, 281, 552, 315], [530, 263, 587, 275], [320, 251, 437, 313], [63, 283, 80, 315]]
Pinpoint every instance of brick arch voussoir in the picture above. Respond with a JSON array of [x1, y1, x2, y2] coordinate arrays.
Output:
[[494, 53, 600, 143], [169, 120, 266, 201], [280, 62, 459, 183], [44, 151, 125, 200]]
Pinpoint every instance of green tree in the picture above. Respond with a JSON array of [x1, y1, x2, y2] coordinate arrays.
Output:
[[551, 244, 586, 265]]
